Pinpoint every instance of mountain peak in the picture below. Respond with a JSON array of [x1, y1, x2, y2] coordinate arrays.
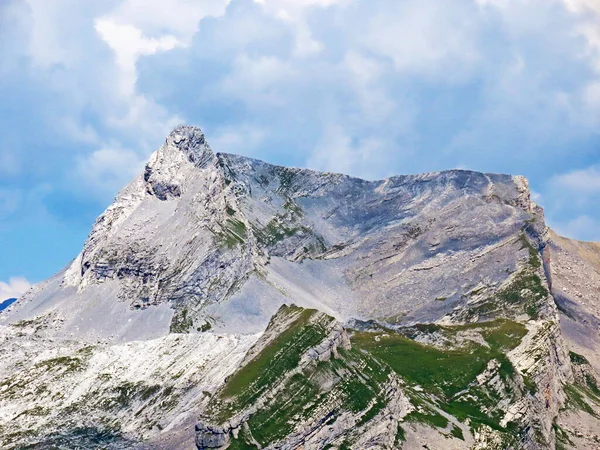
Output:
[[143, 125, 215, 201], [165, 124, 214, 167]]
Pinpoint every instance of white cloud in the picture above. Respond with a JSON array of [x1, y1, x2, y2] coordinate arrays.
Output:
[[564, 0, 600, 16], [342, 51, 397, 124], [552, 166, 600, 195], [82, 1, 235, 199], [105, 0, 231, 42], [24, 0, 91, 68], [75, 146, 147, 197], [543, 166, 600, 237], [0, 277, 31, 300], [552, 214, 600, 242], [211, 125, 267, 155], [254, 0, 346, 56], [360, 1, 481, 79], [562, 0, 600, 121], [220, 54, 296, 106], [95, 19, 182, 97], [306, 123, 395, 179]]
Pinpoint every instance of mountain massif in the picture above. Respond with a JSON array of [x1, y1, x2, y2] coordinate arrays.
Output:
[[1, 126, 599, 449]]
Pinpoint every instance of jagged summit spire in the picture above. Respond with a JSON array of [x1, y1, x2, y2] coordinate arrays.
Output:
[[165, 124, 214, 167], [141, 125, 216, 201]]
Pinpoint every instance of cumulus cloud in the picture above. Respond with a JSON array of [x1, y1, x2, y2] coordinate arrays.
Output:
[[104, 0, 231, 41], [552, 215, 600, 242], [6, 0, 598, 185], [95, 19, 182, 97], [1, 0, 600, 278], [543, 165, 600, 240], [75, 146, 147, 197], [551, 166, 600, 195], [136, 0, 598, 175], [0, 277, 31, 300], [210, 125, 267, 154]]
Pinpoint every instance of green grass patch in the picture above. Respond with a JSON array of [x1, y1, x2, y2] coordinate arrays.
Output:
[[212, 306, 333, 421], [241, 343, 389, 447], [170, 308, 193, 333], [499, 272, 547, 315], [353, 320, 528, 434], [406, 408, 449, 429], [554, 422, 574, 450], [208, 306, 392, 447], [99, 381, 163, 411], [585, 374, 600, 396], [219, 218, 248, 248], [479, 320, 528, 352], [353, 320, 526, 399], [227, 426, 259, 450], [569, 351, 589, 366], [444, 387, 505, 431], [276, 168, 299, 193], [472, 270, 548, 320], [468, 236, 547, 320], [395, 424, 406, 445], [283, 198, 303, 216], [450, 424, 465, 440], [353, 332, 486, 398], [355, 396, 387, 427], [246, 372, 320, 445], [518, 233, 541, 269], [564, 383, 598, 417], [35, 356, 84, 373], [253, 220, 306, 247], [197, 321, 212, 332], [523, 375, 538, 395]]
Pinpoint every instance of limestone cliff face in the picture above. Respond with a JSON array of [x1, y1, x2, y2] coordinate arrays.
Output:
[[0, 126, 595, 449]]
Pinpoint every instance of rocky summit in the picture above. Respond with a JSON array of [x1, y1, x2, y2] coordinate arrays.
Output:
[[1, 125, 599, 449]]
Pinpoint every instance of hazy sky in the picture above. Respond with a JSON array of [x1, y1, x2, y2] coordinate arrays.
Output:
[[0, 0, 599, 298]]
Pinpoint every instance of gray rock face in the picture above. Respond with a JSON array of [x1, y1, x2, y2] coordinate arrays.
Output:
[[0, 125, 596, 449], [1, 126, 544, 341], [195, 423, 230, 449], [545, 232, 600, 449], [1, 127, 535, 337]]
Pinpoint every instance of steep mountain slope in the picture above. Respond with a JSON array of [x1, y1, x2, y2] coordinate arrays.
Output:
[[0, 125, 596, 449]]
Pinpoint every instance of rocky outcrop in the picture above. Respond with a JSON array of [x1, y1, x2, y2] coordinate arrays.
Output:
[[305, 322, 351, 362], [195, 423, 230, 450]]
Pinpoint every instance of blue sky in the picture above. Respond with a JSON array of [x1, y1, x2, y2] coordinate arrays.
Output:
[[0, 0, 599, 299]]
